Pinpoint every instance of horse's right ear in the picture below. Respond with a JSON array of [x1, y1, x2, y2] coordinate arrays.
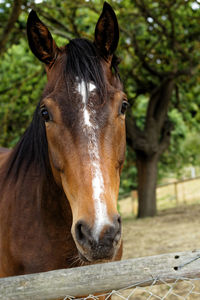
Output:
[[27, 10, 58, 66]]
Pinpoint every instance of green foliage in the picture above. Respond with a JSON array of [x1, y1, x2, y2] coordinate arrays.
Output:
[[131, 95, 148, 130], [0, 38, 45, 147]]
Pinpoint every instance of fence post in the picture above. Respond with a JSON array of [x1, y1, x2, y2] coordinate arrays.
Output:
[[131, 190, 138, 216], [174, 182, 178, 206]]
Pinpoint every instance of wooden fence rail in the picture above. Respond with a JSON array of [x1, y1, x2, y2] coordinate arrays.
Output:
[[1, 250, 200, 300]]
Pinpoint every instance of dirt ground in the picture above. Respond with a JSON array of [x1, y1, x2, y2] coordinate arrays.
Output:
[[122, 204, 200, 260], [116, 204, 200, 299]]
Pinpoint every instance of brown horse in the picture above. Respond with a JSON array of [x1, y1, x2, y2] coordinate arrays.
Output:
[[0, 2, 127, 279]]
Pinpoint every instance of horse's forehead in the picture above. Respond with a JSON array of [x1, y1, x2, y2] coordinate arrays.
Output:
[[54, 79, 109, 130], [57, 79, 101, 108], [77, 80, 96, 101]]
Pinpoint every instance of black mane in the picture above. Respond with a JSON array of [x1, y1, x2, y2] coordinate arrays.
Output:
[[5, 38, 120, 182], [5, 103, 50, 181]]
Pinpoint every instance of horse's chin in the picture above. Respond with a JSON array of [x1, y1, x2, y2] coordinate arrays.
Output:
[[75, 237, 122, 266], [78, 250, 116, 265]]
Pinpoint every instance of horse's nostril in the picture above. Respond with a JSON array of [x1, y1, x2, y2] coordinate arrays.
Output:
[[115, 214, 121, 232], [76, 223, 83, 241], [75, 220, 92, 246], [117, 215, 121, 226], [112, 214, 122, 243]]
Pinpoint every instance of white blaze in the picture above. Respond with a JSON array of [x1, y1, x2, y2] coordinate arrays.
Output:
[[77, 80, 110, 240]]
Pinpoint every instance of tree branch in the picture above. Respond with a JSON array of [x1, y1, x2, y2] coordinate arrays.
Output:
[[146, 78, 174, 132], [132, 32, 165, 78], [0, 0, 22, 56], [126, 112, 159, 156], [68, 7, 81, 38], [158, 119, 174, 155], [135, 0, 169, 37]]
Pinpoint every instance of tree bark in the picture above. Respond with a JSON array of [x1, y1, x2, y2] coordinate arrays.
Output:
[[136, 151, 159, 218]]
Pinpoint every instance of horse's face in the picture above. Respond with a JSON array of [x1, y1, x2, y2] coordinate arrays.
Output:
[[27, 3, 127, 263]]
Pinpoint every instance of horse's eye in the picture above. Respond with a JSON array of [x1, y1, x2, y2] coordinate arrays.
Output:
[[121, 101, 129, 115], [40, 107, 50, 122]]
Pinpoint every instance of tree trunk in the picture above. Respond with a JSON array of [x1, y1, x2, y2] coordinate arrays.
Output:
[[136, 151, 159, 218], [126, 79, 174, 218]]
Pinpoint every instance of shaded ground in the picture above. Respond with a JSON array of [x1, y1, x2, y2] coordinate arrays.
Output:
[[122, 204, 200, 260]]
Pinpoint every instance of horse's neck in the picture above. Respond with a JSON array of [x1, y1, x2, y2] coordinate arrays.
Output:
[[0, 158, 76, 275], [0, 155, 72, 231], [0, 149, 11, 169]]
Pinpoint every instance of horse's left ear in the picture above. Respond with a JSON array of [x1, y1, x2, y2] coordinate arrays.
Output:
[[27, 10, 59, 66], [94, 2, 119, 59]]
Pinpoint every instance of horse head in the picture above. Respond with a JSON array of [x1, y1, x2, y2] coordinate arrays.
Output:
[[27, 2, 127, 264]]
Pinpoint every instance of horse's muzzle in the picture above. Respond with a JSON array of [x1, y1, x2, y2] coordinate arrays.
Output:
[[74, 215, 121, 262]]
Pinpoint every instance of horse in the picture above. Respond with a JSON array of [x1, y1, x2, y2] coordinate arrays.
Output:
[[0, 2, 128, 280]]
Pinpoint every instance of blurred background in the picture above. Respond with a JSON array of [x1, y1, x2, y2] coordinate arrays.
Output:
[[1, 0, 200, 220]]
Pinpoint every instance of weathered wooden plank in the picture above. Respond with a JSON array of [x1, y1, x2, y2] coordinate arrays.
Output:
[[0, 250, 200, 300]]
